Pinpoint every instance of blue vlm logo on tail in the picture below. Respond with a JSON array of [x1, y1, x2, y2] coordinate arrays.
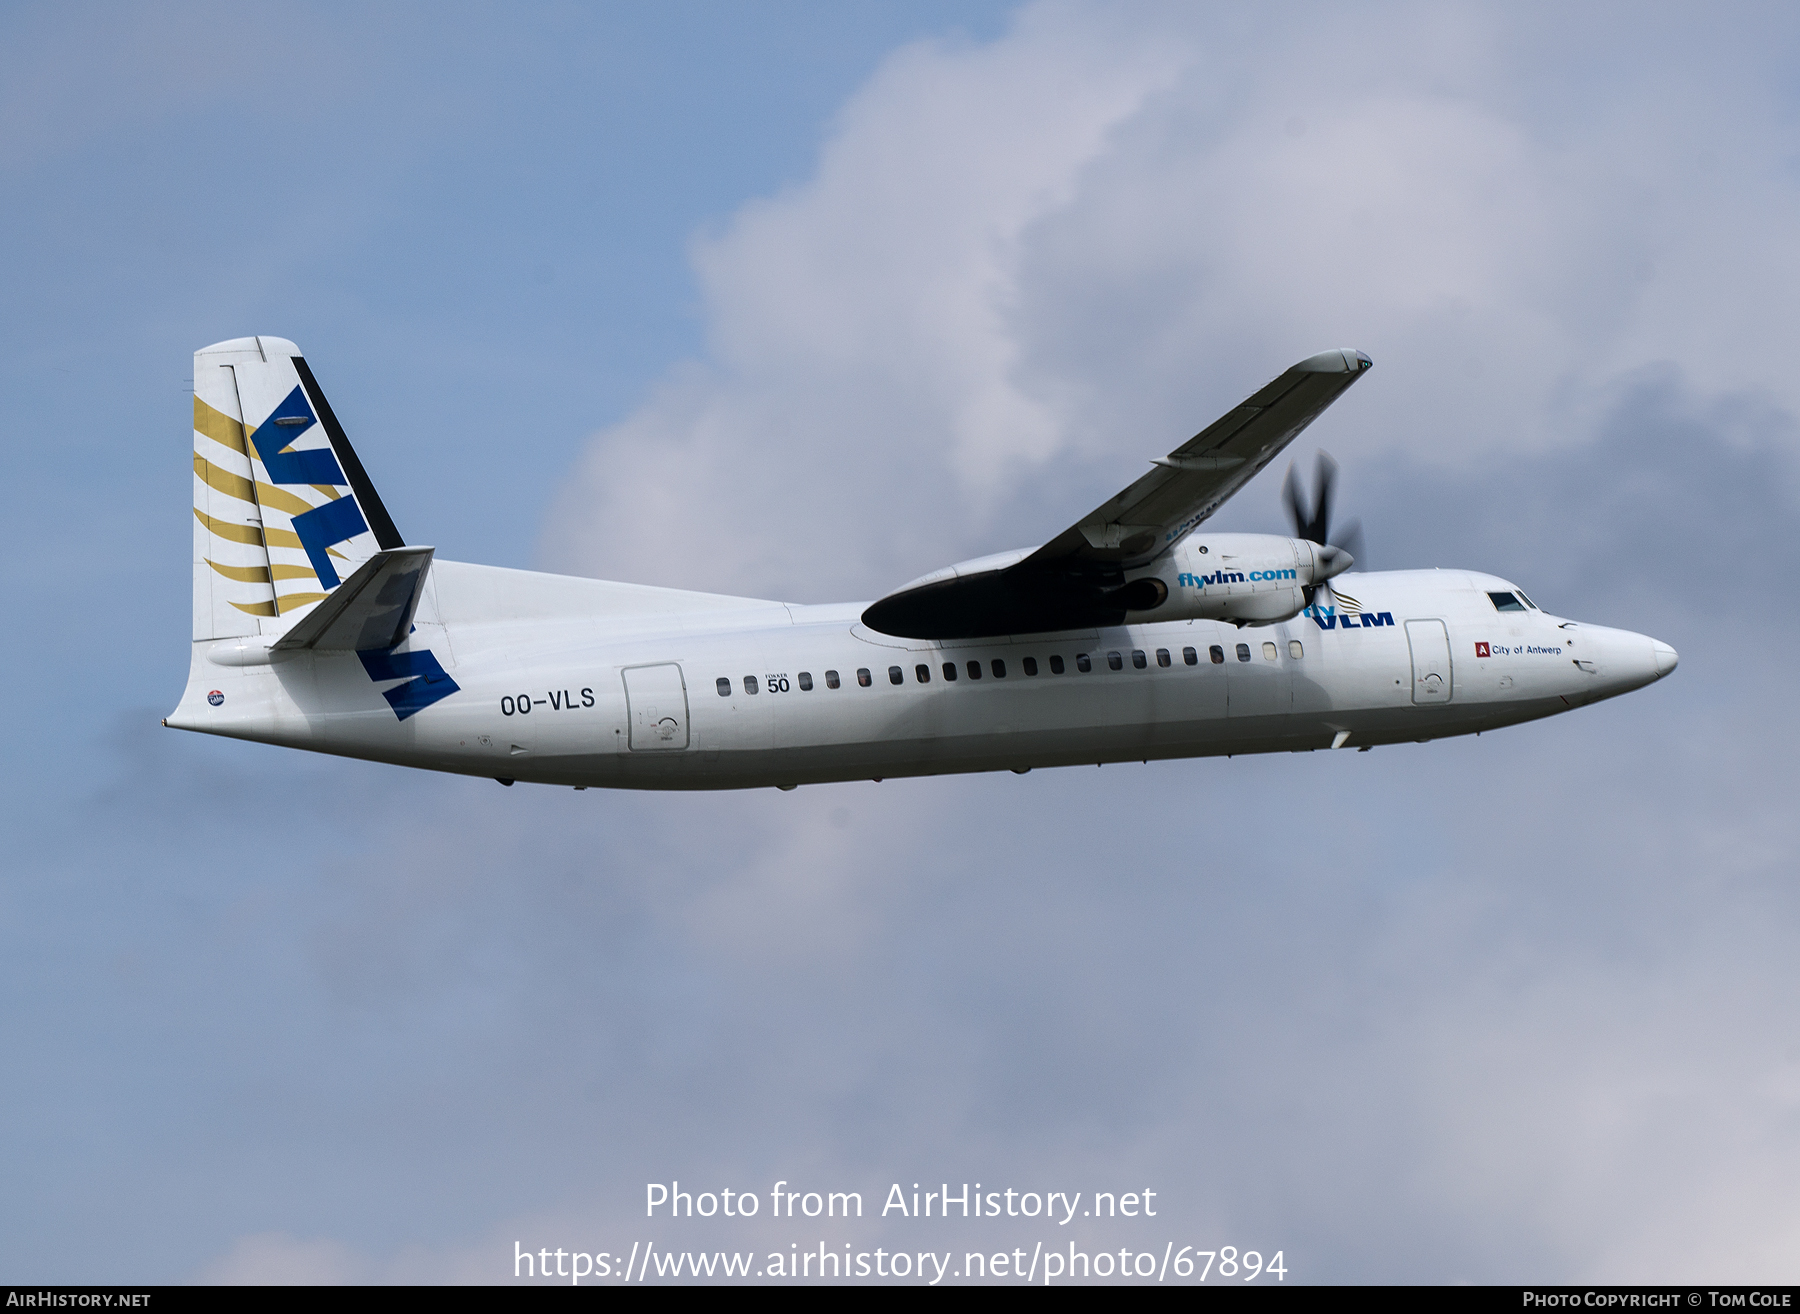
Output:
[[359, 648, 460, 721], [251, 386, 368, 589], [257, 387, 459, 720]]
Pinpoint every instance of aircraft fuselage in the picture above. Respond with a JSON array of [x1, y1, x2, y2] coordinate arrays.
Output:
[[168, 560, 1676, 791]]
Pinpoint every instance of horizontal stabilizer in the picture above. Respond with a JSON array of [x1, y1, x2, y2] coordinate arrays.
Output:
[[272, 547, 435, 652]]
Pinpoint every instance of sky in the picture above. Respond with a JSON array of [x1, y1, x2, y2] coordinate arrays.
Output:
[[3, 0, 1799, 1285]]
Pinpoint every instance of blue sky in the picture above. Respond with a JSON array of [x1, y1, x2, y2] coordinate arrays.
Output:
[[4, 0, 1800, 1283]]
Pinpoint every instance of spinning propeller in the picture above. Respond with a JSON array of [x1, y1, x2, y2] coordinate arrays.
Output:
[[1282, 451, 1364, 608]]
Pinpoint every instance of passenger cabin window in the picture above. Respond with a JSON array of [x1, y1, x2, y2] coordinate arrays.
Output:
[[857, 668, 872, 687], [1209, 645, 1225, 664], [1023, 657, 1039, 676], [1156, 649, 1171, 668], [1050, 655, 1065, 674], [1262, 642, 1278, 661], [992, 659, 1006, 678], [1076, 654, 1092, 673], [1183, 647, 1198, 666], [967, 661, 981, 680], [887, 666, 902, 686], [1235, 643, 1251, 663], [1107, 651, 1123, 671], [1289, 640, 1304, 659], [717, 677, 732, 697], [745, 675, 760, 694], [1488, 591, 1528, 612], [943, 662, 958, 681], [826, 670, 840, 689], [915, 664, 930, 683], [1132, 650, 1147, 669], [798, 671, 813, 691]]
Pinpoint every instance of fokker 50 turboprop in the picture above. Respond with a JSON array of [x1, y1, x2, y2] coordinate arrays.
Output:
[[168, 338, 1677, 789]]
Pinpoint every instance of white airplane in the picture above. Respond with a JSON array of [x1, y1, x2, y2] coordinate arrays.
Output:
[[167, 337, 1677, 790]]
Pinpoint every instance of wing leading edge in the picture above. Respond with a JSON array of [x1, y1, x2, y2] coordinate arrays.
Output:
[[861, 349, 1371, 640]]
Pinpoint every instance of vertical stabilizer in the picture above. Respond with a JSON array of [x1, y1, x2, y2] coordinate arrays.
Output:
[[190, 337, 401, 640]]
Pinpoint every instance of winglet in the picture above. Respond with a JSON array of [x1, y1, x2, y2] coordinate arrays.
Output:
[[1296, 348, 1373, 373]]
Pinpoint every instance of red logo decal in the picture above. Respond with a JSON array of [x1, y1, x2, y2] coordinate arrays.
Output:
[[1474, 642, 1490, 658]]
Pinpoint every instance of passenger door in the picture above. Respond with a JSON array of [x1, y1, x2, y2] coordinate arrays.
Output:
[[623, 663, 690, 750], [1405, 620, 1453, 704]]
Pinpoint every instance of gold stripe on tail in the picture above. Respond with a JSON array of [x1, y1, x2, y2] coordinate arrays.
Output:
[[205, 559, 321, 585], [193, 492, 345, 557], [193, 507, 262, 546], [206, 559, 270, 583], [192, 452, 322, 519], [193, 395, 248, 455]]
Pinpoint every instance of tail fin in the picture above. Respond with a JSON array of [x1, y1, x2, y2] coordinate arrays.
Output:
[[191, 337, 403, 640]]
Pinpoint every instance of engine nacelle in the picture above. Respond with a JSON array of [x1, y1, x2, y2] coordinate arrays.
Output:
[[1122, 533, 1349, 627], [860, 534, 1352, 639]]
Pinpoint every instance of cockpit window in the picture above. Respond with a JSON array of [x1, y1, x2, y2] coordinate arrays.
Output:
[[1514, 590, 1538, 609], [1488, 591, 1527, 612]]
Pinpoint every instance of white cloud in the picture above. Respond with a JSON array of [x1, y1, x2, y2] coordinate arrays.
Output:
[[543, 5, 1187, 599], [543, 2, 1800, 606]]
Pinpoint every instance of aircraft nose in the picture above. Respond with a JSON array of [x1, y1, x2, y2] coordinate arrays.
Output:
[[1581, 626, 1676, 700]]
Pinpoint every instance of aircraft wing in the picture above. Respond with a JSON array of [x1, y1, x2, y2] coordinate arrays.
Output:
[[861, 348, 1371, 639], [1026, 348, 1372, 571]]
